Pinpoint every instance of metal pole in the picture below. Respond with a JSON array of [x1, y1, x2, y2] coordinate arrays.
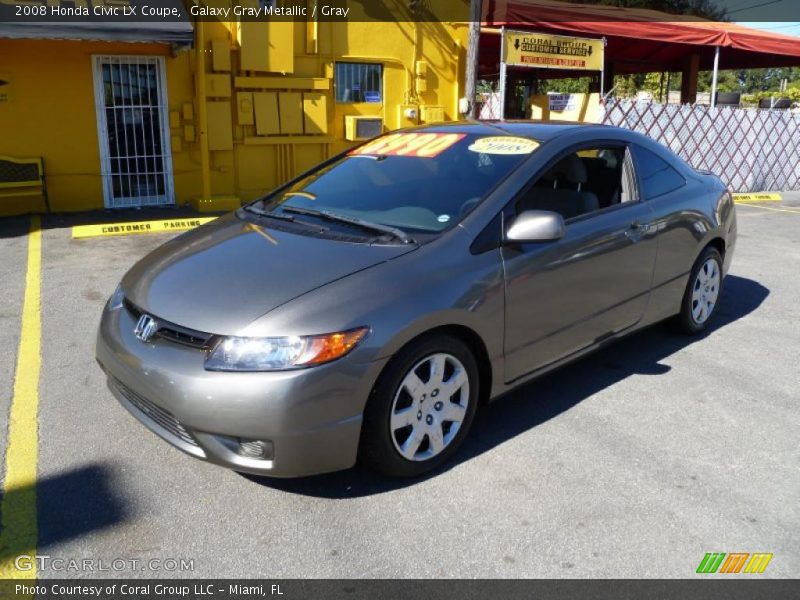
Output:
[[666, 71, 672, 104], [600, 67, 604, 99], [599, 37, 607, 99], [710, 45, 720, 109], [499, 27, 506, 120]]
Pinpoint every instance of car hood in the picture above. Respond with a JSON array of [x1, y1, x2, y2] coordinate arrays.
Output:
[[122, 213, 417, 335]]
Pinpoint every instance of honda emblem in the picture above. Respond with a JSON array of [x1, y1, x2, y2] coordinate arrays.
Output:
[[134, 314, 159, 342]]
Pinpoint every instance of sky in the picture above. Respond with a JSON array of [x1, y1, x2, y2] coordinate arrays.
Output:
[[737, 22, 800, 38]]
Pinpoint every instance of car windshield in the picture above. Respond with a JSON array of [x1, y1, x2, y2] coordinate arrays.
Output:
[[251, 132, 540, 236]]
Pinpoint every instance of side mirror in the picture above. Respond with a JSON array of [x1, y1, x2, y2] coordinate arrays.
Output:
[[505, 210, 565, 243]]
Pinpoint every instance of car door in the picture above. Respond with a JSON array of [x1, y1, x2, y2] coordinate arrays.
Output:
[[502, 144, 658, 383]]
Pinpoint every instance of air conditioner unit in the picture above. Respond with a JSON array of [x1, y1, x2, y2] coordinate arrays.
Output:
[[344, 116, 384, 141]]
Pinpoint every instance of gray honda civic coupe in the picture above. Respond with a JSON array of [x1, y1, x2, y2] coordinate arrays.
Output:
[[96, 121, 736, 478]]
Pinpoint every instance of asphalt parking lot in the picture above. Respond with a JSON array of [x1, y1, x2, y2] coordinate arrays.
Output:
[[0, 197, 798, 579]]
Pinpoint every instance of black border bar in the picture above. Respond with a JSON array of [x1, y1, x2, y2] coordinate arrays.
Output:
[[1, 0, 800, 24], [1, 579, 799, 600]]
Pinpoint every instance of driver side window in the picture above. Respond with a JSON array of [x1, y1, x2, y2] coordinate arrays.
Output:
[[515, 145, 638, 222]]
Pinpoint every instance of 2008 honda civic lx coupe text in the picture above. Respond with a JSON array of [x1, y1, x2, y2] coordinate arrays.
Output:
[[96, 122, 736, 478]]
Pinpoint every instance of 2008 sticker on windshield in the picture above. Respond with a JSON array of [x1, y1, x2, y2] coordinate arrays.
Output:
[[468, 136, 539, 155], [350, 133, 466, 158]]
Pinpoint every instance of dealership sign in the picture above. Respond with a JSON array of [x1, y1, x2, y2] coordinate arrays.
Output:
[[503, 31, 604, 71]]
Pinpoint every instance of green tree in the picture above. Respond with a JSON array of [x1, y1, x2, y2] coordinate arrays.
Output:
[[697, 68, 800, 93]]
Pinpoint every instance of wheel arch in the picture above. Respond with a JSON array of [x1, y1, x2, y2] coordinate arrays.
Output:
[[375, 324, 493, 406], [704, 236, 726, 258]]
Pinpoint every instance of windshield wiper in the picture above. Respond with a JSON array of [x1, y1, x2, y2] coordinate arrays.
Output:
[[242, 204, 295, 221], [242, 204, 334, 234], [280, 206, 415, 244]]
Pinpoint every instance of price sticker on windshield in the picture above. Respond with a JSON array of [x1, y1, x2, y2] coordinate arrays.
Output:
[[350, 133, 466, 158], [468, 136, 539, 155]]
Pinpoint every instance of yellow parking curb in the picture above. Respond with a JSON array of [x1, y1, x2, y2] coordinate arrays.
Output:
[[72, 217, 217, 239], [732, 193, 782, 203]]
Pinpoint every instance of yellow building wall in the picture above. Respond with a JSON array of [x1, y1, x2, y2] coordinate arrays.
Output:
[[0, 2, 469, 215], [194, 3, 468, 208], [0, 38, 200, 215]]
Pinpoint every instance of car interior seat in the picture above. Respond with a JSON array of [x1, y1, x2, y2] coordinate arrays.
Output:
[[580, 152, 623, 208], [518, 154, 600, 220]]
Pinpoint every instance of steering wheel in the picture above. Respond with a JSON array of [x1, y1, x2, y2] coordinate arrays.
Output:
[[459, 197, 481, 217]]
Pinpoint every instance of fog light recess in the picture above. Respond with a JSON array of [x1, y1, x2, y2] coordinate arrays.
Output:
[[237, 439, 273, 460]]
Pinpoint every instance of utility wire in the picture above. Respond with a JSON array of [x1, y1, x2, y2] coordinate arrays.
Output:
[[727, 0, 784, 16]]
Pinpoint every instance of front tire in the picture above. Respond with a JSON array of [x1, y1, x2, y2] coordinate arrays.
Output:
[[360, 334, 479, 477], [675, 247, 723, 335]]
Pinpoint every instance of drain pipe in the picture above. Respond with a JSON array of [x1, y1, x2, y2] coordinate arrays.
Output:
[[195, 21, 212, 200]]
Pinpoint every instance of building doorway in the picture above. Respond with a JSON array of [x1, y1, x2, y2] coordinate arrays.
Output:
[[93, 55, 174, 208]]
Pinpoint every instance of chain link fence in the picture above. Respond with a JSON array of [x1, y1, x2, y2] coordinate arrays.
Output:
[[602, 99, 800, 192]]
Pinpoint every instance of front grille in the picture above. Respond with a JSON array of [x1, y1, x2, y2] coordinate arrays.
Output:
[[113, 378, 198, 447], [124, 298, 212, 349], [158, 327, 210, 348]]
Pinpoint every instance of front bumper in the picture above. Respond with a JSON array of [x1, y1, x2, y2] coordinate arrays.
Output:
[[96, 304, 387, 477]]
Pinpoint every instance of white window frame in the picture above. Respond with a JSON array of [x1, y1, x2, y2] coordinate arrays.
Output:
[[334, 62, 384, 104], [92, 55, 175, 208]]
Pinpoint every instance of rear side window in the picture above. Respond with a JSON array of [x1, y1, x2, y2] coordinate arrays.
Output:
[[633, 145, 686, 199]]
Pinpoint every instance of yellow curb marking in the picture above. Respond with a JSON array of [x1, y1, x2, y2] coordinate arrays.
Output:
[[732, 193, 782, 203], [0, 216, 42, 579], [72, 217, 217, 239]]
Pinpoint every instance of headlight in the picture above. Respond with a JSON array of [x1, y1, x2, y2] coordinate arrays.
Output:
[[205, 327, 369, 372], [107, 284, 124, 311]]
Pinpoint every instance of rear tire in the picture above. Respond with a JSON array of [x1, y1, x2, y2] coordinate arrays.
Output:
[[360, 334, 479, 478], [674, 247, 724, 335]]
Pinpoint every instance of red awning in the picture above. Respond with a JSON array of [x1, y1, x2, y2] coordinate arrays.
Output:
[[481, 0, 800, 72]]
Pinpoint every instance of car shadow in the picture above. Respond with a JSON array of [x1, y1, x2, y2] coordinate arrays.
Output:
[[0, 463, 129, 565], [240, 275, 768, 498]]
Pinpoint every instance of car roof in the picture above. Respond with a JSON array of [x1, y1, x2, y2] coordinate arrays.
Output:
[[411, 120, 616, 142]]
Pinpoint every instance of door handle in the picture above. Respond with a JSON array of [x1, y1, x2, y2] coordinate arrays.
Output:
[[625, 220, 645, 241]]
